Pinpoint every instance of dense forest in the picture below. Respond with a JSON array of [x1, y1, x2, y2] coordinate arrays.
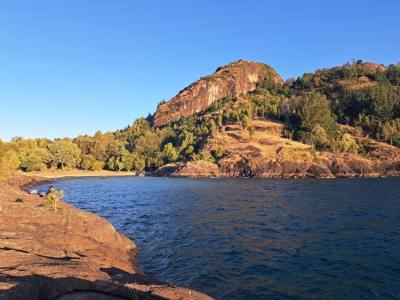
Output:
[[1, 60, 400, 178]]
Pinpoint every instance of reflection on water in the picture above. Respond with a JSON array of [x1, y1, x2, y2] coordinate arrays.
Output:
[[38, 177, 400, 299]]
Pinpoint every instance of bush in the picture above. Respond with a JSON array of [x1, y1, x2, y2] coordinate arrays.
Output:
[[162, 143, 179, 163], [80, 155, 104, 171], [211, 147, 226, 161], [44, 188, 64, 211], [333, 133, 359, 154]]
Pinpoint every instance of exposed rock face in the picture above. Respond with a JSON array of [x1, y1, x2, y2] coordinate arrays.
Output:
[[154, 60, 282, 126], [0, 177, 212, 300], [154, 161, 223, 178]]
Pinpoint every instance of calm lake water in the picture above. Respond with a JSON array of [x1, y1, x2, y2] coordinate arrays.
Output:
[[37, 177, 400, 299]]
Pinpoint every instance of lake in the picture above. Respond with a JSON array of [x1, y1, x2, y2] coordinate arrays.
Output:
[[37, 177, 400, 299]]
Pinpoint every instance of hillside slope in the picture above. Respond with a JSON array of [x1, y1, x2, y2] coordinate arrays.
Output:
[[156, 119, 400, 178]]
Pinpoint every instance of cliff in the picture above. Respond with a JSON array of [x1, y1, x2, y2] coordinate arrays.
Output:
[[0, 176, 212, 300], [154, 60, 282, 126]]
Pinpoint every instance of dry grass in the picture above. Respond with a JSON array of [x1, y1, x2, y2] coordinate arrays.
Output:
[[211, 120, 311, 161]]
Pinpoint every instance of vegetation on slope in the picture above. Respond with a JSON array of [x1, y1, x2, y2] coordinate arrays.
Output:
[[1, 60, 399, 178]]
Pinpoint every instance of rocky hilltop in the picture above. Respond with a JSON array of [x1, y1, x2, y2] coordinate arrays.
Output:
[[0, 176, 212, 300], [154, 60, 282, 126]]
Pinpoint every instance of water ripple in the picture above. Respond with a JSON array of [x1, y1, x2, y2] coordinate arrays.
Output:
[[37, 177, 400, 300]]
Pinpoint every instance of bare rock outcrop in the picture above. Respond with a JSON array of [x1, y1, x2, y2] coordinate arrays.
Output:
[[154, 60, 282, 126], [154, 161, 222, 178], [0, 177, 212, 300]]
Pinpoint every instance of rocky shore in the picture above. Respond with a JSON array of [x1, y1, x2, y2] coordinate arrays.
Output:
[[155, 121, 400, 179], [0, 176, 212, 300]]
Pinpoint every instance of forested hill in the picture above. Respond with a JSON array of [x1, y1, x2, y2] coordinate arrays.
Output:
[[1, 60, 400, 178]]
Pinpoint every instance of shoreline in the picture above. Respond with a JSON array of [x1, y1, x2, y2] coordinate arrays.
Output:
[[16, 168, 395, 180], [0, 175, 212, 300], [17, 169, 139, 179]]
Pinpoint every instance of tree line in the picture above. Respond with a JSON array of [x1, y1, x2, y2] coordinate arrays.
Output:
[[1, 60, 399, 178]]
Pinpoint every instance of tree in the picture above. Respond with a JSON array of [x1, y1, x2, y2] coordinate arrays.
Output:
[[370, 84, 398, 121], [80, 154, 104, 171], [217, 115, 223, 128], [21, 148, 51, 172], [310, 124, 330, 149], [335, 133, 359, 154], [297, 93, 337, 135], [378, 119, 400, 145], [106, 156, 118, 171], [130, 153, 145, 171], [178, 130, 195, 154], [91, 160, 105, 171], [386, 64, 400, 86], [162, 143, 178, 163], [0, 150, 20, 179], [341, 84, 398, 123], [211, 147, 226, 161], [49, 140, 81, 169], [74, 135, 94, 155], [134, 131, 161, 158]]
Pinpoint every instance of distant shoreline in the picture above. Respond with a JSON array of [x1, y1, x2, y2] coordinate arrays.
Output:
[[15, 167, 397, 180], [17, 169, 138, 179]]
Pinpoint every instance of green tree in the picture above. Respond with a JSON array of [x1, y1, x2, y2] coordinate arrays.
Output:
[[130, 153, 145, 171], [21, 148, 51, 172], [310, 124, 330, 149], [134, 132, 161, 158], [162, 143, 178, 163], [297, 93, 337, 136], [178, 130, 195, 153], [49, 140, 81, 169], [336, 133, 359, 154], [0, 150, 20, 179], [217, 115, 223, 128], [91, 160, 105, 171], [80, 154, 104, 171]]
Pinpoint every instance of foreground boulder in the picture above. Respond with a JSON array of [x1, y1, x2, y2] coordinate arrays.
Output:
[[154, 60, 282, 126], [0, 176, 212, 300]]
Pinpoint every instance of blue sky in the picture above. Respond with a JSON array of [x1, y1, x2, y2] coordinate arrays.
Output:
[[1, 0, 399, 140]]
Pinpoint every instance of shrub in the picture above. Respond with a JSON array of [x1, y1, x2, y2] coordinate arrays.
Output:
[[162, 143, 179, 163], [44, 188, 64, 211], [80, 155, 104, 171]]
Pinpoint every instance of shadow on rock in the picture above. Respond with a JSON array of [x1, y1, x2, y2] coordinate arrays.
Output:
[[0, 271, 167, 300]]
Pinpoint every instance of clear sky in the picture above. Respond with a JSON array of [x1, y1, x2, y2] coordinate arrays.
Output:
[[1, 0, 399, 141]]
